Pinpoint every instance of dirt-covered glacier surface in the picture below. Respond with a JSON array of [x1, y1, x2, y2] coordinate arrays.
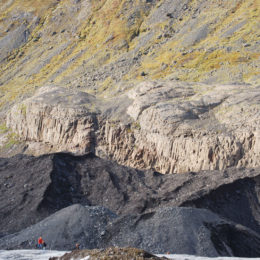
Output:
[[0, 250, 260, 260]]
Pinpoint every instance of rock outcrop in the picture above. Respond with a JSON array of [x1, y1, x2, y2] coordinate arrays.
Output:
[[98, 82, 260, 173], [6, 83, 260, 173], [6, 86, 97, 154]]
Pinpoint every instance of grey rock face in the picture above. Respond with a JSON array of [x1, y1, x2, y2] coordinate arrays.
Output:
[[182, 24, 209, 47], [98, 82, 260, 173], [147, 0, 190, 25], [6, 86, 97, 155], [221, 20, 248, 38], [0, 20, 32, 61], [6, 82, 260, 174]]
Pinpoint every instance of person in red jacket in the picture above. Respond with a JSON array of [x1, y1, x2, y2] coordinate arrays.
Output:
[[37, 236, 43, 249]]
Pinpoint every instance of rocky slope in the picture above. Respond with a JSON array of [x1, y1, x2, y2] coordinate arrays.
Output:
[[0, 0, 259, 173], [0, 0, 259, 108], [0, 153, 259, 237], [1, 204, 260, 257], [0, 204, 117, 251], [103, 207, 260, 257]]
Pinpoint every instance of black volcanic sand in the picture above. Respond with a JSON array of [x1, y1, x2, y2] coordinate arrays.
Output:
[[0, 153, 260, 256]]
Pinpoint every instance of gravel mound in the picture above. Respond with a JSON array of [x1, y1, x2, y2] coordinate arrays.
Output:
[[0, 204, 116, 251], [1, 206, 259, 257], [49, 247, 164, 260], [102, 207, 260, 257]]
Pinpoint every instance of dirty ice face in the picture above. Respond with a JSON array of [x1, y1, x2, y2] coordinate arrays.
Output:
[[0, 250, 260, 260]]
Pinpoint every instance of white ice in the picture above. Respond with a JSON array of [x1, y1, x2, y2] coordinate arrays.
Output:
[[0, 250, 66, 260]]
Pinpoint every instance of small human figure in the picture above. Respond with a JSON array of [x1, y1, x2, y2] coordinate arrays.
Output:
[[75, 243, 80, 250], [37, 236, 43, 249], [43, 241, 47, 250]]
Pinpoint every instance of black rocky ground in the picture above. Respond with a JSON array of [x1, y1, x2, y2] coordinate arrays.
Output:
[[1, 204, 260, 257], [103, 207, 260, 257], [0, 204, 116, 251], [0, 153, 260, 256]]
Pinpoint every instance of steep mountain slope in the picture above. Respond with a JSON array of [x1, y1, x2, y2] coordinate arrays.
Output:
[[0, 0, 259, 110], [0, 0, 259, 173]]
